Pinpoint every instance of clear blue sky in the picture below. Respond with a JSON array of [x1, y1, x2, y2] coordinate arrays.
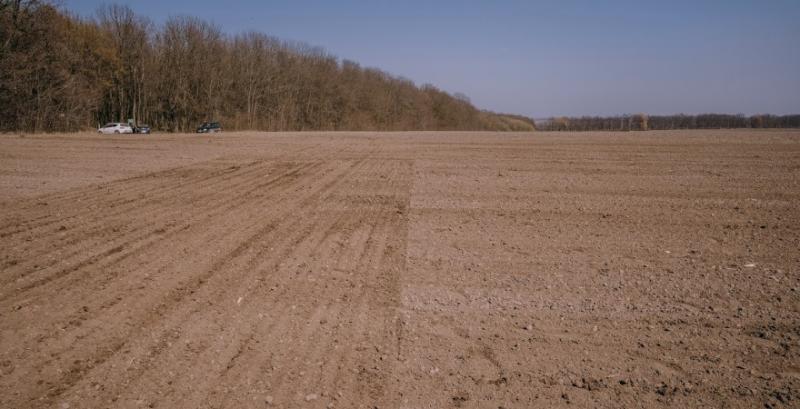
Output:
[[64, 0, 800, 118]]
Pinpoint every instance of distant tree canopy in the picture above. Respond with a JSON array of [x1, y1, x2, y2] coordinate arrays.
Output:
[[0, 1, 535, 132], [537, 113, 800, 131]]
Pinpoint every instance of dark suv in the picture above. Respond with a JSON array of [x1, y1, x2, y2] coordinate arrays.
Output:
[[196, 122, 222, 133]]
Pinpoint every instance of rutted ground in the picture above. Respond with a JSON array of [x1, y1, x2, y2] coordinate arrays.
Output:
[[0, 130, 799, 408]]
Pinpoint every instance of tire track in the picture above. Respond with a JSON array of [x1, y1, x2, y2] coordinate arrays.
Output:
[[0, 139, 413, 409], [327, 200, 409, 405], [74, 158, 371, 407], [7, 157, 374, 408], [0, 159, 353, 408]]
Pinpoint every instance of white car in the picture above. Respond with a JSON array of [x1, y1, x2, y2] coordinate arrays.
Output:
[[98, 123, 134, 134]]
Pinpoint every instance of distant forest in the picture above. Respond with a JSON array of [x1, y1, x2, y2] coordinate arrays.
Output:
[[0, 1, 535, 132], [538, 113, 800, 132], [2, 2, 797, 134]]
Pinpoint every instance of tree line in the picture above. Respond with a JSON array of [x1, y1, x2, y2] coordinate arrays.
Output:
[[0, 1, 535, 133], [538, 113, 800, 131]]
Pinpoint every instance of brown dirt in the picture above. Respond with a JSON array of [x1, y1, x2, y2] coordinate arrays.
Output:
[[0, 130, 799, 408]]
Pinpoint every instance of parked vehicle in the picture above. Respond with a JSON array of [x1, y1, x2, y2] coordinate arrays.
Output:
[[98, 123, 134, 134], [134, 124, 151, 134], [196, 122, 222, 133]]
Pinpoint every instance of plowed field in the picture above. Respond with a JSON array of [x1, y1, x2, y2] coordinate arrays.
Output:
[[1, 130, 798, 408]]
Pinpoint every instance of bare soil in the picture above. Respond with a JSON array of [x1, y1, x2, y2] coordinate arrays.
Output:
[[0, 130, 798, 408]]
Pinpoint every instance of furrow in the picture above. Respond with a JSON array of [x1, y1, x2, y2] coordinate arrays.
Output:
[[0, 161, 322, 294], [20, 158, 371, 407]]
